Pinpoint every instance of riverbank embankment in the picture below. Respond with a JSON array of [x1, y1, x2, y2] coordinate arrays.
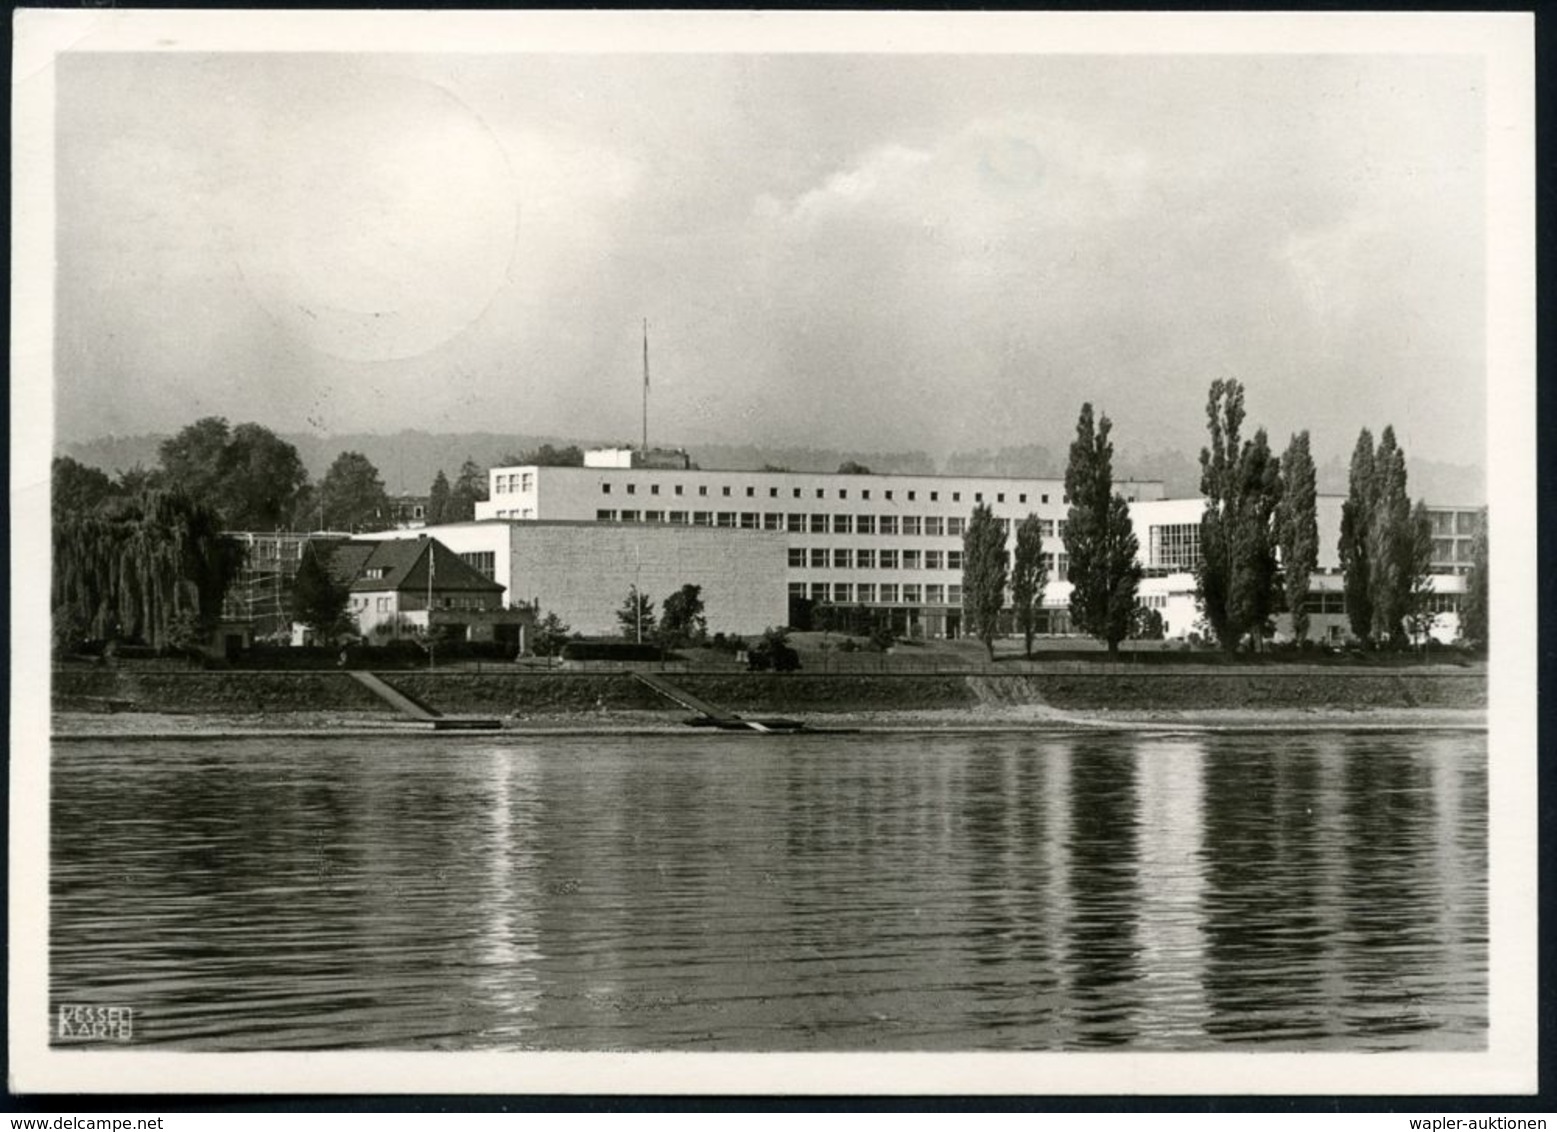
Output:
[[51, 666, 1486, 737]]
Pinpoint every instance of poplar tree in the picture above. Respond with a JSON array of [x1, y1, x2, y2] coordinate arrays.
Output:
[[1010, 514, 1047, 658], [1368, 426, 1413, 643], [1459, 509, 1489, 649], [1340, 425, 1436, 648], [1276, 430, 1319, 644], [1339, 428, 1377, 645], [961, 503, 1008, 661], [426, 470, 451, 525], [1063, 403, 1141, 657], [1402, 500, 1437, 647], [1196, 380, 1282, 651]]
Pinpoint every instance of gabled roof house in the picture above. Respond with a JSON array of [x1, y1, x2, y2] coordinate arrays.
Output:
[[305, 536, 525, 646]]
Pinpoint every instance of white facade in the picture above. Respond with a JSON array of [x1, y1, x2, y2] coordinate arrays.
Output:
[[1130, 494, 1471, 644], [479, 463, 1166, 638], [469, 460, 1477, 645]]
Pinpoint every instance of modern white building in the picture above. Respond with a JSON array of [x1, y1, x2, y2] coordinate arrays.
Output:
[[476, 452, 1165, 639], [1130, 495, 1478, 644], [464, 449, 1484, 645]]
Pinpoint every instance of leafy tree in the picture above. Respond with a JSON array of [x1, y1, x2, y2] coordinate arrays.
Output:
[[836, 460, 872, 475], [225, 423, 310, 530], [426, 470, 451, 526], [292, 541, 353, 639], [1276, 430, 1320, 644], [319, 451, 392, 532], [446, 458, 488, 522], [52, 456, 119, 521], [747, 626, 800, 671], [1401, 500, 1437, 648], [52, 487, 245, 650], [760, 464, 793, 473], [157, 417, 308, 530], [511, 444, 584, 467], [1339, 428, 1377, 645], [164, 609, 205, 655], [1196, 380, 1281, 651], [1010, 513, 1047, 657], [116, 465, 164, 497], [616, 586, 656, 642], [961, 503, 1008, 660], [531, 611, 572, 664], [1130, 605, 1165, 640], [1368, 426, 1414, 644], [157, 416, 230, 501], [658, 583, 707, 647], [1460, 508, 1488, 649], [1064, 403, 1142, 656], [1341, 425, 1430, 648]]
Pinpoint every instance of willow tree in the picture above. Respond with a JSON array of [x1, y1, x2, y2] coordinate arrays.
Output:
[[52, 489, 244, 651]]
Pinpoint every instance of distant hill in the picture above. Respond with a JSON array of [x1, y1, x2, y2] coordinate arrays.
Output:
[[57, 430, 1483, 506]]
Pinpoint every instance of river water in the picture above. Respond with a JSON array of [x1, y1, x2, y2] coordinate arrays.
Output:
[[50, 730, 1486, 1051]]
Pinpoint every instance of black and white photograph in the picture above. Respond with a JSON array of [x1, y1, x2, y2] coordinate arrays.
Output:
[[10, 10, 1537, 1097]]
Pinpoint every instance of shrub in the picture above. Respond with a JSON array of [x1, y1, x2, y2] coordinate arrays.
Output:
[[747, 627, 801, 672], [560, 641, 665, 662]]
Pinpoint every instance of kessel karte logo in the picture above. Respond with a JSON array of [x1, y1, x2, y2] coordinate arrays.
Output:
[[56, 1005, 134, 1043]]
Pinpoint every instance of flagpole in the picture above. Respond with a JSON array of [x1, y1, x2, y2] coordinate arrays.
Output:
[[641, 318, 649, 454]]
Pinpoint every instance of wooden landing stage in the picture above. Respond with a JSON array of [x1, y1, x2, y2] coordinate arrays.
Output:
[[348, 671, 502, 731], [632, 672, 813, 733]]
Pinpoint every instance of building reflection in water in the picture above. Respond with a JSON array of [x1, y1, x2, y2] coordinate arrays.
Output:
[[958, 740, 1063, 1047], [1063, 737, 1141, 1047], [1132, 738, 1209, 1047], [466, 748, 543, 1045], [49, 732, 1486, 1052], [1199, 743, 1332, 1044]]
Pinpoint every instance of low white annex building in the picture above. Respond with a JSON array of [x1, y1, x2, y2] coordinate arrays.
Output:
[[361, 519, 787, 639]]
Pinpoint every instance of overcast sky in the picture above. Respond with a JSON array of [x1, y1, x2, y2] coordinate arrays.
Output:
[[54, 49, 1486, 472]]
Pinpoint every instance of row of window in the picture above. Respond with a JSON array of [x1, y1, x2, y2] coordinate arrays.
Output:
[[350, 595, 494, 613], [1428, 510, 1482, 537], [1148, 523, 1202, 570], [1431, 537, 1477, 565], [788, 581, 967, 606], [459, 551, 496, 579], [601, 481, 1059, 506], [788, 547, 965, 571], [1301, 591, 1460, 615], [492, 473, 536, 494], [785, 546, 1071, 578], [588, 509, 1067, 538]]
